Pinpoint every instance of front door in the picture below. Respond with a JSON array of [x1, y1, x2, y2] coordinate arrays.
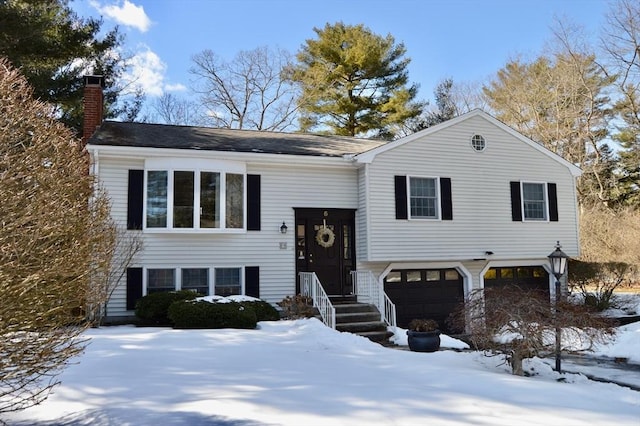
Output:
[[295, 208, 355, 296]]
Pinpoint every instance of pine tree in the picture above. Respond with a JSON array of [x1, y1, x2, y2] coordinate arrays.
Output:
[[0, 0, 134, 134], [290, 22, 423, 139], [602, 0, 640, 207]]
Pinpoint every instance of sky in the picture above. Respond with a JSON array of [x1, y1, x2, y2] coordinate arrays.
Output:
[[70, 0, 611, 109], [4, 293, 640, 425]]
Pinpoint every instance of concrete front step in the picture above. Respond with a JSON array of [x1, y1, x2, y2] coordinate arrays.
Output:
[[312, 301, 393, 346], [337, 320, 388, 333], [334, 303, 379, 314], [336, 311, 381, 324]]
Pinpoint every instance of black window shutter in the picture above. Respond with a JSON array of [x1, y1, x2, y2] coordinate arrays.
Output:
[[126, 267, 143, 310], [245, 266, 260, 298], [510, 181, 522, 221], [394, 175, 408, 220], [440, 177, 453, 220], [548, 183, 559, 222], [247, 174, 261, 231], [127, 170, 144, 230]]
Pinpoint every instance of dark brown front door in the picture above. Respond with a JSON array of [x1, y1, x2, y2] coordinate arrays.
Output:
[[295, 208, 355, 296]]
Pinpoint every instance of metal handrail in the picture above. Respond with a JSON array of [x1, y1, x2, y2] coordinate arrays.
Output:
[[299, 272, 336, 329], [351, 270, 397, 332]]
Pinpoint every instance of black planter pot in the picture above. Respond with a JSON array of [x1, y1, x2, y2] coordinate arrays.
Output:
[[407, 330, 441, 352]]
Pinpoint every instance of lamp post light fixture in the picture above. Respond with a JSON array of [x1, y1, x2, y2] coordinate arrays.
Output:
[[280, 221, 288, 234], [548, 241, 569, 373]]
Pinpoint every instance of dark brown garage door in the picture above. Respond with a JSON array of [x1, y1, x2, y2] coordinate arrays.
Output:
[[384, 269, 464, 333], [484, 266, 549, 295]]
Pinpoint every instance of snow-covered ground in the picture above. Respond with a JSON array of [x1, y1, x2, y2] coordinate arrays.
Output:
[[4, 312, 640, 426]]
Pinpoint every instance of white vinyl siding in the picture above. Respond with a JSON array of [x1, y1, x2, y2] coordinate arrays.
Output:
[[91, 111, 579, 319], [359, 114, 579, 262], [95, 155, 359, 317]]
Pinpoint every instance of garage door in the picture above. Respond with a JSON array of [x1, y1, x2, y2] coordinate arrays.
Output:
[[484, 266, 549, 295], [384, 268, 464, 333]]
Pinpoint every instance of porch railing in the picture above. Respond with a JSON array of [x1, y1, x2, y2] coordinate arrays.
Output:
[[299, 272, 336, 329], [351, 270, 397, 332]]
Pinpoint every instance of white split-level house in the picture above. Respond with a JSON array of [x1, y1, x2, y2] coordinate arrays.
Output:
[[83, 77, 581, 333]]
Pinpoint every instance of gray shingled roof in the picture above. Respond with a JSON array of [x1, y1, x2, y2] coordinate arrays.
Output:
[[88, 121, 387, 157]]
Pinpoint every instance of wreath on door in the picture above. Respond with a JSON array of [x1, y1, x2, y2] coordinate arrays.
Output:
[[315, 226, 335, 248]]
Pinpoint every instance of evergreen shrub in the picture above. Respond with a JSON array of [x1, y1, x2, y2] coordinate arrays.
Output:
[[168, 300, 257, 329], [135, 290, 200, 326], [239, 299, 280, 321]]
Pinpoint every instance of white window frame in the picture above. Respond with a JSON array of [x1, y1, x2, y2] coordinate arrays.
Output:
[[407, 176, 441, 220], [470, 134, 486, 152], [143, 266, 247, 297], [520, 181, 549, 222], [146, 268, 176, 294], [180, 267, 211, 296], [213, 266, 244, 296], [143, 158, 246, 233]]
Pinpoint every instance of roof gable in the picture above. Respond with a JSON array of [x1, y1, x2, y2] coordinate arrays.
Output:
[[354, 109, 582, 177]]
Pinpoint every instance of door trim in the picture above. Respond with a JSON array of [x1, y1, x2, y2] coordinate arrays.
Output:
[[294, 208, 356, 296]]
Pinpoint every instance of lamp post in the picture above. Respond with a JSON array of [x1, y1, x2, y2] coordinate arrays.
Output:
[[548, 241, 569, 373]]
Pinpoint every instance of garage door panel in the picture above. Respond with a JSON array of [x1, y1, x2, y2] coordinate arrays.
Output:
[[485, 267, 549, 295], [384, 268, 464, 333]]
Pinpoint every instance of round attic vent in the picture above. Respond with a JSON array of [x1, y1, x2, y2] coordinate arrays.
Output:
[[471, 134, 486, 152]]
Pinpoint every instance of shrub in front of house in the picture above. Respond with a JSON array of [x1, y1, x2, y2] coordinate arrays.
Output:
[[277, 294, 316, 319], [238, 299, 280, 321], [135, 290, 200, 326], [168, 300, 257, 329]]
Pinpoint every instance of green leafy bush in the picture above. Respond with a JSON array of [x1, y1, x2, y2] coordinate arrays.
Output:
[[239, 299, 280, 321], [135, 290, 200, 326], [168, 300, 257, 329]]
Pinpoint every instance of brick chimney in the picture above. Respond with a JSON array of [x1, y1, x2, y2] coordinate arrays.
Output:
[[82, 75, 105, 145]]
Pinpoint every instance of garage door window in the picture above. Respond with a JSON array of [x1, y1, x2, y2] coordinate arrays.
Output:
[[407, 271, 421, 282], [425, 270, 440, 281], [445, 270, 460, 280], [385, 271, 401, 283]]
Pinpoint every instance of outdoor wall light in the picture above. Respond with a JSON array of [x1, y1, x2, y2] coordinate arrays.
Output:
[[280, 221, 288, 234]]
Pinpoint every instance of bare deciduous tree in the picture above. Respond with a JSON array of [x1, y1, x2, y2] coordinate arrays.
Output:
[[483, 22, 617, 207], [578, 204, 640, 291], [86, 224, 143, 325], [579, 205, 640, 266], [0, 58, 115, 414], [190, 46, 299, 131], [449, 287, 614, 376], [150, 93, 207, 126]]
